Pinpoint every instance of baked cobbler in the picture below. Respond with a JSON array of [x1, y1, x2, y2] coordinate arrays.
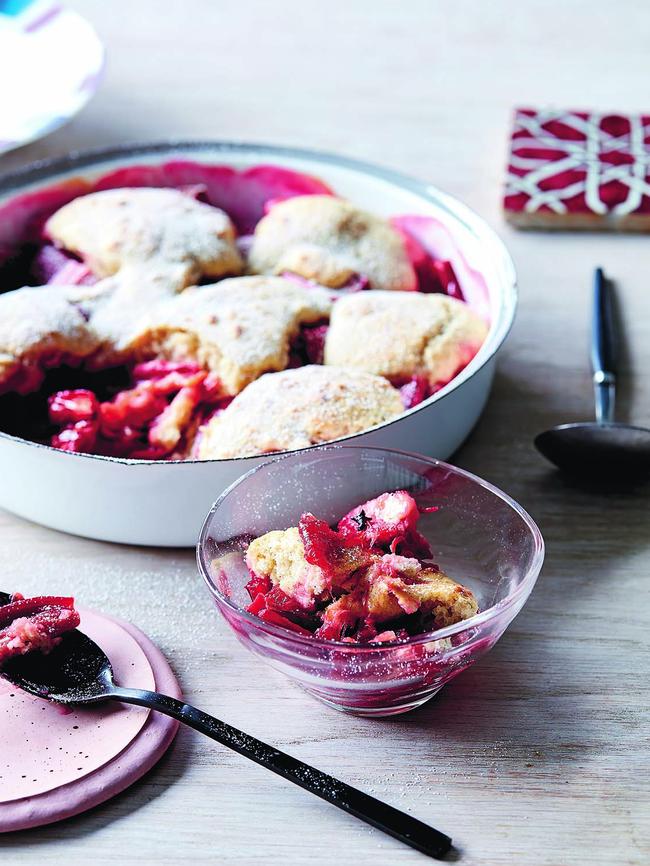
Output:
[[243, 490, 478, 643], [0, 164, 489, 460]]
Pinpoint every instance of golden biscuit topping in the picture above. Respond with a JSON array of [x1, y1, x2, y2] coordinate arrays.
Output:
[[248, 195, 417, 291], [197, 365, 403, 459], [45, 187, 242, 285], [123, 276, 332, 396], [325, 290, 488, 389]]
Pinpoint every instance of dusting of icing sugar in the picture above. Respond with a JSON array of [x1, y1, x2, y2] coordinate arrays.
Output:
[[2, 546, 217, 661]]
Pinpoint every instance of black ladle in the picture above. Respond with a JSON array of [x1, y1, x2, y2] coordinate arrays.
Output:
[[535, 268, 650, 478], [0, 594, 451, 861]]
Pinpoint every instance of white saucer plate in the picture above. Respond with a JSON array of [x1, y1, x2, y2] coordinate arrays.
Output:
[[0, 0, 104, 155]]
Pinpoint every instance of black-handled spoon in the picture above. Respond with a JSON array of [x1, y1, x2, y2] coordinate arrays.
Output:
[[590, 264, 617, 425], [0, 599, 451, 860], [535, 268, 650, 479]]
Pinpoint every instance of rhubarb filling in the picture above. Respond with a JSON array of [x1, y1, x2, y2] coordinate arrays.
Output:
[[0, 163, 489, 461], [0, 593, 80, 664], [0, 360, 233, 459], [243, 491, 478, 643]]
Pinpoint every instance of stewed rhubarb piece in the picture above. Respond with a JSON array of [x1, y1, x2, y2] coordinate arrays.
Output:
[[399, 376, 430, 410], [337, 490, 420, 546], [0, 594, 80, 664], [298, 513, 371, 578], [46, 361, 225, 459]]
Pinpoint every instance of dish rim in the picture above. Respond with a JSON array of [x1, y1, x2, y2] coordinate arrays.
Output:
[[0, 139, 517, 466], [197, 444, 545, 651]]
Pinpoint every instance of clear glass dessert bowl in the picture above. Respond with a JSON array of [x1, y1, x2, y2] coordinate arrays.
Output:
[[197, 446, 544, 717]]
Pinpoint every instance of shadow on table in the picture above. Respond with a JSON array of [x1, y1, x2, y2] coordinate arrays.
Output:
[[456, 362, 650, 575], [396, 360, 650, 764], [397, 639, 595, 756]]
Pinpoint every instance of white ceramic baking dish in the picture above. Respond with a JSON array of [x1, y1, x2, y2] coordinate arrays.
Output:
[[0, 142, 516, 546]]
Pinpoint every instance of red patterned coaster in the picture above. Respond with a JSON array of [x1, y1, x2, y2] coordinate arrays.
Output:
[[0, 609, 180, 832], [504, 108, 650, 230]]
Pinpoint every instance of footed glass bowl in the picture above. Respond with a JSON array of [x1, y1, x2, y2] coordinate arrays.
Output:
[[197, 447, 544, 717]]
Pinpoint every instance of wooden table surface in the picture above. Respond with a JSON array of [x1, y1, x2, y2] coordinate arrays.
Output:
[[1, 2, 649, 864]]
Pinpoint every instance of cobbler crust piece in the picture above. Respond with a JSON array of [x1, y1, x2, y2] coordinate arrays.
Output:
[[248, 195, 418, 291], [504, 108, 650, 230], [320, 563, 477, 632], [246, 527, 331, 609], [197, 365, 404, 459], [242, 491, 478, 643], [363, 561, 477, 625], [246, 523, 372, 610], [84, 263, 199, 360], [324, 290, 488, 390], [123, 276, 332, 396], [45, 187, 243, 283], [0, 286, 100, 394], [42, 188, 245, 362]]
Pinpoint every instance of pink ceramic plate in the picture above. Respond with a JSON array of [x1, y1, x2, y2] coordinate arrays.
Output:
[[0, 608, 180, 832]]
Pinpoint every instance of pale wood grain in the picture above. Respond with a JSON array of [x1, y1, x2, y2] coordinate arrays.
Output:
[[1, 1, 649, 864]]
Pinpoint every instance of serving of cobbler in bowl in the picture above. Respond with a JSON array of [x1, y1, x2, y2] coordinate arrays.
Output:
[[0, 142, 516, 544], [198, 446, 543, 716]]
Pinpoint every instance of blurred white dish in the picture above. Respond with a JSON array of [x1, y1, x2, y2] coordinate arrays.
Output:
[[0, 0, 104, 155]]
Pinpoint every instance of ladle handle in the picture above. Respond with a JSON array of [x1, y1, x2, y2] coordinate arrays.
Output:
[[108, 686, 452, 860], [591, 268, 617, 424]]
